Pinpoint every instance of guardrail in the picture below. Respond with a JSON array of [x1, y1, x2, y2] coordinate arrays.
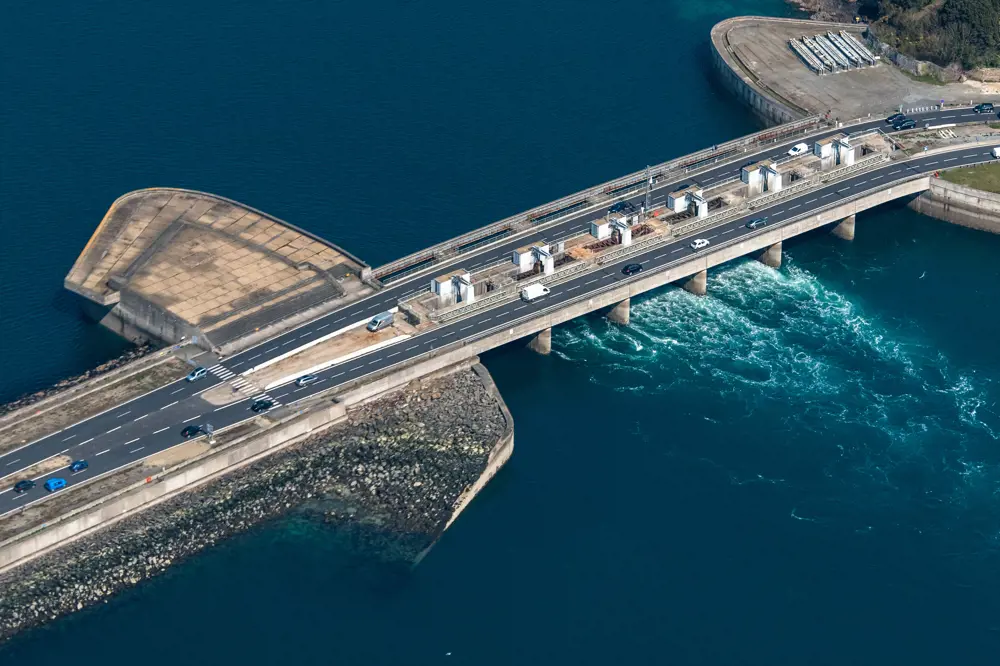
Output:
[[372, 115, 830, 280], [430, 261, 591, 324]]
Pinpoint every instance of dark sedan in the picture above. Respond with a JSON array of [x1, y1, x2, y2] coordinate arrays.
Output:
[[885, 112, 905, 125], [181, 425, 202, 438], [13, 479, 36, 494], [621, 263, 643, 276]]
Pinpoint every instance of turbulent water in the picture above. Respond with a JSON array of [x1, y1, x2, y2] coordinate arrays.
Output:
[[2, 0, 1000, 663]]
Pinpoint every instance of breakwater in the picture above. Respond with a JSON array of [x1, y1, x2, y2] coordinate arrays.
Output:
[[0, 343, 155, 416], [0, 364, 511, 642]]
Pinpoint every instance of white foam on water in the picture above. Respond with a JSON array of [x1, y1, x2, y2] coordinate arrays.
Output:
[[550, 256, 1000, 540]]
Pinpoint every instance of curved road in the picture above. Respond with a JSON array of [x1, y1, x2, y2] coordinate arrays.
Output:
[[1, 108, 993, 514]]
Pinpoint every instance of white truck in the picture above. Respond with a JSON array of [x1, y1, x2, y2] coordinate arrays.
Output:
[[520, 283, 550, 302], [992, 146, 1000, 159]]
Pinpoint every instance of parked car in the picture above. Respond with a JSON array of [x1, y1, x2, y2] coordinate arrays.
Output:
[[69, 460, 89, 473], [366, 311, 394, 332], [13, 479, 36, 494], [885, 113, 905, 124], [746, 217, 768, 230], [893, 118, 917, 130], [251, 399, 275, 413], [44, 478, 67, 492], [180, 425, 202, 438], [974, 102, 994, 114], [621, 263, 643, 276], [690, 238, 710, 251], [786, 142, 809, 157], [186, 367, 207, 382]]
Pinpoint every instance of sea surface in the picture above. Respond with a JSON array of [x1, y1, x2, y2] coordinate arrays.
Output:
[[2, 0, 999, 663]]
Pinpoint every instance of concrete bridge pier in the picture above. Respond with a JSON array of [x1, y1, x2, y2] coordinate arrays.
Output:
[[756, 241, 782, 268], [527, 327, 552, 355], [607, 298, 630, 325], [831, 214, 855, 241], [682, 270, 707, 296]]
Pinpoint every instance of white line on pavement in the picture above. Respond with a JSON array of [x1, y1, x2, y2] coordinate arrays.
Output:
[[182, 415, 200, 423], [171, 387, 185, 394], [62, 434, 76, 441], [80, 438, 94, 445], [161, 401, 178, 410], [129, 447, 144, 454], [96, 449, 110, 456], [5, 459, 20, 467], [116, 411, 130, 418], [124, 438, 140, 445], [133, 414, 147, 422], [106, 426, 120, 434], [154, 427, 170, 434]]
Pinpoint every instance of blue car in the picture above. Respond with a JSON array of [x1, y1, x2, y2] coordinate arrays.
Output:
[[44, 478, 67, 492], [186, 367, 208, 382], [70, 460, 89, 473]]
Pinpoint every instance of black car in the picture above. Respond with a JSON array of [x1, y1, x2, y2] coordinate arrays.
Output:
[[180, 425, 202, 438], [974, 102, 994, 114], [885, 112, 905, 124], [621, 263, 643, 276], [746, 217, 768, 230], [893, 118, 916, 130], [251, 399, 274, 413], [13, 479, 36, 494]]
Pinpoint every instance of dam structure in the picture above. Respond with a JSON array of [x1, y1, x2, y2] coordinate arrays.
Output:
[[0, 104, 991, 518]]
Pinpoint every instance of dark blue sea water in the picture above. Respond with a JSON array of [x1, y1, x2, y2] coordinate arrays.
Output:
[[2, 1, 999, 663]]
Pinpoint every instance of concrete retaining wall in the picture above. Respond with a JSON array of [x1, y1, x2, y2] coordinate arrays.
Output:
[[908, 178, 1000, 234], [711, 17, 819, 127]]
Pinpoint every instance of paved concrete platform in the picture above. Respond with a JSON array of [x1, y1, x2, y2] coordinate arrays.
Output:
[[712, 16, 994, 122], [65, 189, 373, 348]]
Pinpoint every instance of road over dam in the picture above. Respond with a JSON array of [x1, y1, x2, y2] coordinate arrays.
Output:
[[2, 107, 996, 515]]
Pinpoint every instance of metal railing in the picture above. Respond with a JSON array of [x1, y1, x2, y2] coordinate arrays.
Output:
[[372, 116, 829, 280]]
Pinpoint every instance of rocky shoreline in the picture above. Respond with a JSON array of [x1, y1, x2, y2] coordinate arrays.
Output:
[[787, 0, 856, 22], [0, 342, 156, 417], [0, 364, 509, 643]]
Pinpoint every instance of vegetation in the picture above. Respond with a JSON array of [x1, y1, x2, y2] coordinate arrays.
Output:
[[940, 163, 1000, 193], [861, 0, 1000, 69]]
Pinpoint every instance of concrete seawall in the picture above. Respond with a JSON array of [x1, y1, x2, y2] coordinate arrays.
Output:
[[0, 360, 512, 576], [908, 178, 1000, 234], [711, 16, 820, 127]]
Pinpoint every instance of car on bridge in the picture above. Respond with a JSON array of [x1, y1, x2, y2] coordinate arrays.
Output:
[[786, 142, 809, 157], [746, 217, 768, 230], [621, 263, 643, 277], [181, 425, 203, 438], [70, 460, 89, 473], [44, 478, 66, 492], [690, 238, 710, 251], [13, 479, 35, 494], [974, 102, 994, 114], [251, 399, 275, 413], [296, 374, 318, 387], [186, 367, 207, 382], [885, 113, 905, 125]]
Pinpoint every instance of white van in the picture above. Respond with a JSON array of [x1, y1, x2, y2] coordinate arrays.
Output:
[[366, 311, 394, 332], [520, 283, 550, 302], [992, 146, 1000, 159]]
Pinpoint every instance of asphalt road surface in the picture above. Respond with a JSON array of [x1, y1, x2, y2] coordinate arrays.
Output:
[[1, 108, 992, 514]]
